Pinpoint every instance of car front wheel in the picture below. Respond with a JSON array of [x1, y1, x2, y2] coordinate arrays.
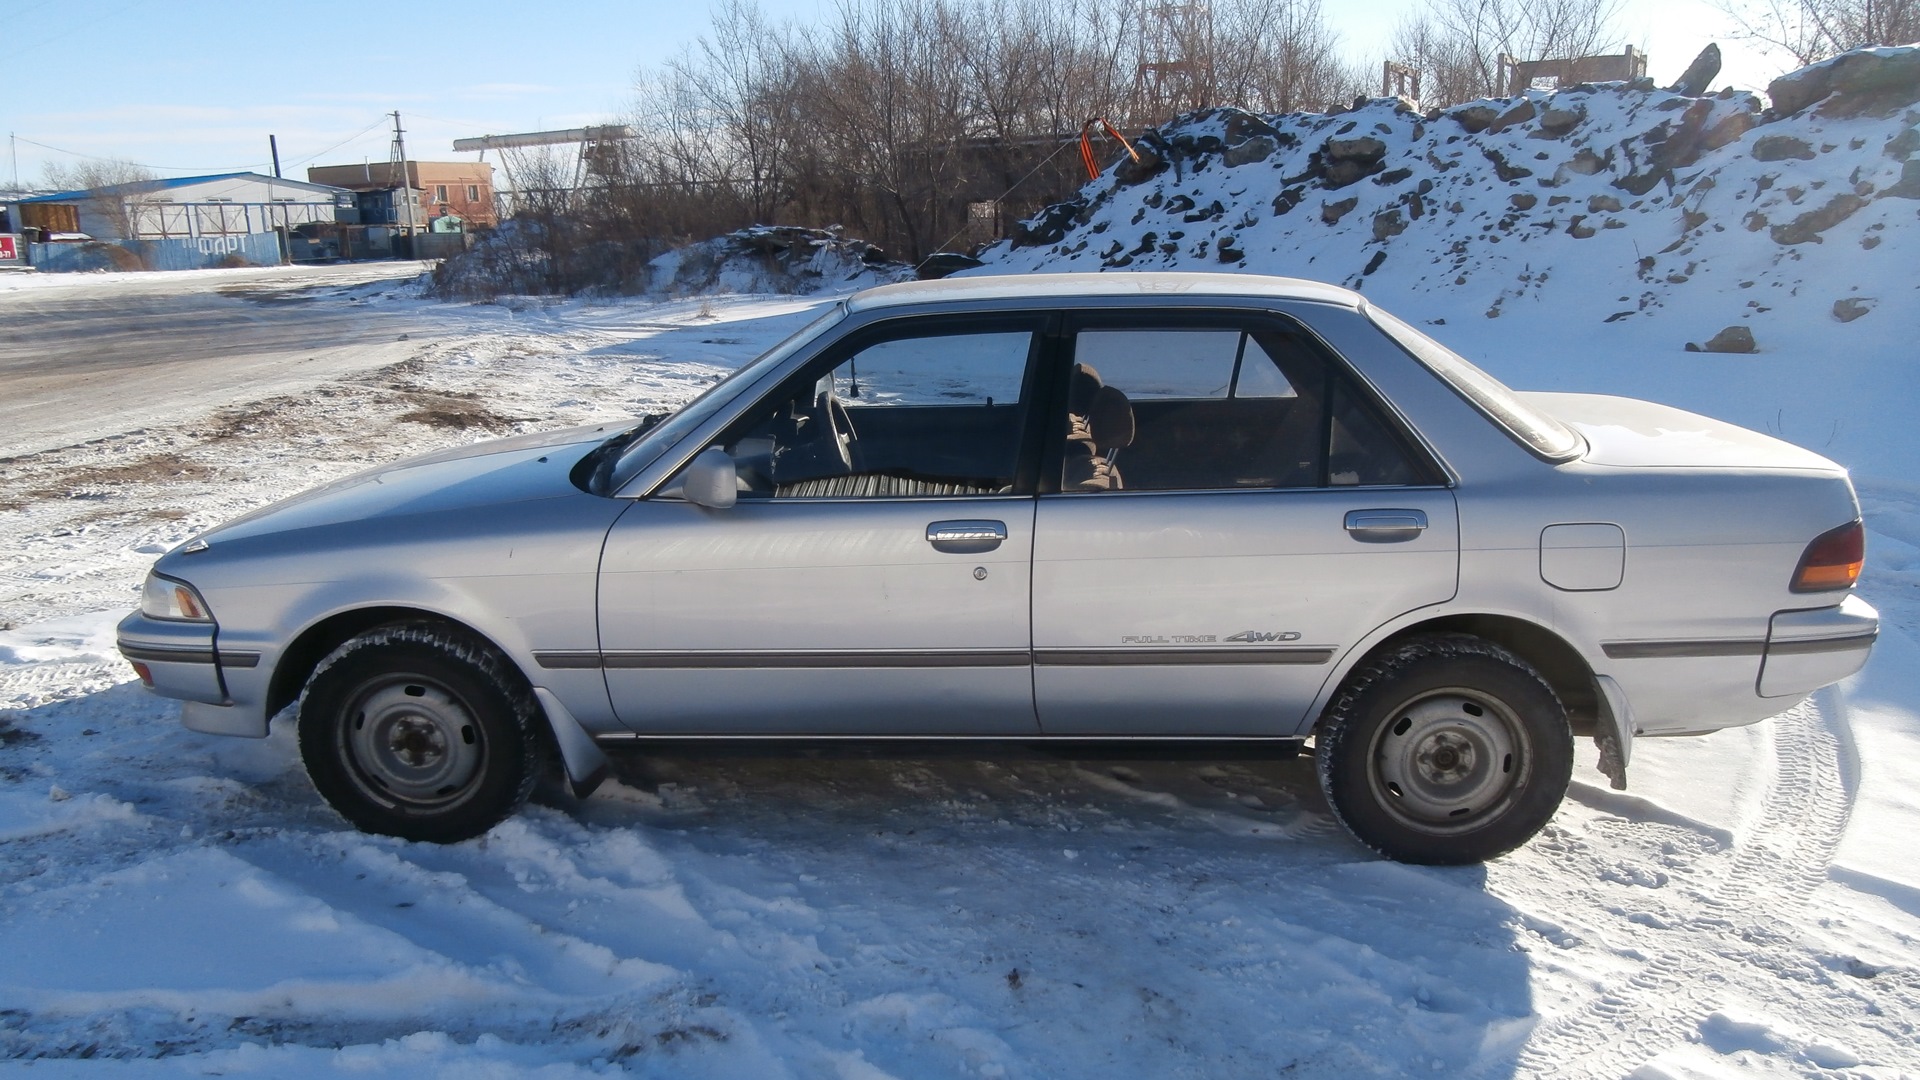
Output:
[[297, 623, 540, 843], [1316, 634, 1574, 865]]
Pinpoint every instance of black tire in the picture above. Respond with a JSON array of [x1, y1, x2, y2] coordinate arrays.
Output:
[[297, 623, 540, 843], [1316, 634, 1573, 865]]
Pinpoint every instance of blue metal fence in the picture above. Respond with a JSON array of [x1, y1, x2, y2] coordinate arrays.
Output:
[[28, 233, 285, 273]]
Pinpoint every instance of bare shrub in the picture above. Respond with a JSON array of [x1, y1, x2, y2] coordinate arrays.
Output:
[[441, 0, 1374, 296], [1712, 0, 1918, 67], [1387, 0, 1627, 108], [41, 159, 158, 242]]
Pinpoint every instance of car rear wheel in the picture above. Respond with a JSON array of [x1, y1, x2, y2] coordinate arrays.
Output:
[[1316, 634, 1573, 865], [297, 623, 540, 843]]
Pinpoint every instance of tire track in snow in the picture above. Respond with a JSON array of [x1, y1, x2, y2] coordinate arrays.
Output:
[[1501, 695, 1904, 1078], [0, 661, 126, 708]]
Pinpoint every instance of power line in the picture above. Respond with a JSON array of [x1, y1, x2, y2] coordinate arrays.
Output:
[[276, 117, 394, 171], [12, 135, 269, 175], [15, 115, 392, 180]]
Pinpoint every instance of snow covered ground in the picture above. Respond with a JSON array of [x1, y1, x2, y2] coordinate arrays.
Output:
[[1, 260, 1916, 1078], [7, 48, 1920, 1070]]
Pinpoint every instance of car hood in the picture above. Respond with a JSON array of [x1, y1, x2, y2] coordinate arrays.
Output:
[[1523, 392, 1846, 473], [190, 422, 622, 547]]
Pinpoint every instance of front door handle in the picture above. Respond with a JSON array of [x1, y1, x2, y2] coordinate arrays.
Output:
[[1345, 509, 1428, 543], [927, 519, 1006, 553]]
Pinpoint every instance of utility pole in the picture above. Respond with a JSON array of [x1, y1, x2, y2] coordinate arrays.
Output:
[[9, 133, 17, 191], [269, 135, 282, 179], [389, 111, 416, 244]]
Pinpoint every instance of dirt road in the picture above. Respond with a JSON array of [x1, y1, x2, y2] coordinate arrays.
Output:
[[0, 263, 452, 458]]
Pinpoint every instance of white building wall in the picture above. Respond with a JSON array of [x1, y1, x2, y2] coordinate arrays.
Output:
[[120, 176, 345, 240]]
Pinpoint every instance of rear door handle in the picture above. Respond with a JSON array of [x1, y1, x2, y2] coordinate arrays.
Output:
[[927, 519, 1006, 553], [1344, 509, 1428, 543]]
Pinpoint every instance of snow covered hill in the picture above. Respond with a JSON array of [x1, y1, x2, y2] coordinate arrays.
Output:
[[979, 45, 1920, 482]]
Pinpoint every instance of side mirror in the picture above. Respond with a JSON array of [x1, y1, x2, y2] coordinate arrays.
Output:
[[678, 447, 738, 509]]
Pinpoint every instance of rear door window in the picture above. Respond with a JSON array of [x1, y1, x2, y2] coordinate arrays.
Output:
[[1060, 314, 1434, 492]]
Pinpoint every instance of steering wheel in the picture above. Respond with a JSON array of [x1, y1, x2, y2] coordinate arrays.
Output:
[[772, 375, 855, 482]]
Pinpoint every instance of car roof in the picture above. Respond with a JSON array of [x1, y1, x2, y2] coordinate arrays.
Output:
[[845, 272, 1365, 313]]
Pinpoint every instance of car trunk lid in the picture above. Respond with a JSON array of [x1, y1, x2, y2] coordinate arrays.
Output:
[[1521, 392, 1846, 473]]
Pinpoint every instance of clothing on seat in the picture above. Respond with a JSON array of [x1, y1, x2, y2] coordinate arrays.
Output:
[[1064, 364, 1135, 491]]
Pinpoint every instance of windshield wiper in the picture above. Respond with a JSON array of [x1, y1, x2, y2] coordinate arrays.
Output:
[[575, 412, 668, 494]]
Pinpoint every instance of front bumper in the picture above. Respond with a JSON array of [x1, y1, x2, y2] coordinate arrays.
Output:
[[116, 610, 266, 736]]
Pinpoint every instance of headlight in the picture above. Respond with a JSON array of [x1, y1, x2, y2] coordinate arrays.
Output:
[[141, 573, 213, 622]]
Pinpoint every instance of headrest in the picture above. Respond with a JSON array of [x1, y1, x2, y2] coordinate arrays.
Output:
[[1068, 363, 1104, 415], [1086, 384, 1135, 450]]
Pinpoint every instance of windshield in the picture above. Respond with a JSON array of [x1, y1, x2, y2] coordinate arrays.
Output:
[[601, 303, 847, 493], [1367, 307, 1582, 462]]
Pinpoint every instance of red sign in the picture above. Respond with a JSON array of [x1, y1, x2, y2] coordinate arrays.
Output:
[[0, 236, 16, 261]]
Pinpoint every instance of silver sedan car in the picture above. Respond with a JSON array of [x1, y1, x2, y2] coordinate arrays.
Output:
[[117, 273, 1878, 863]]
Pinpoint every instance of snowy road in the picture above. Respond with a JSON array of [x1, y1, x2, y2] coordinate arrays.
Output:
[[0, 264, 451, 459], [0, 271, 1916, 1077]]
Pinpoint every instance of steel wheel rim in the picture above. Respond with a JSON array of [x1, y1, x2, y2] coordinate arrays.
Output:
[[1368, 686, 1526, 833], [342, 675, 486, 808]]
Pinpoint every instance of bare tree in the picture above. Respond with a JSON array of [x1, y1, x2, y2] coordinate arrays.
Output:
[[1712, 0, 1918, 67], [1197, 0, 1363, 114], [41, 158, 158, 240], [480, 0, 1384, 286], [1387, 0, 1627, 106]]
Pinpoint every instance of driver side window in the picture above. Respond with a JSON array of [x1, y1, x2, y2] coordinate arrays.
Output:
[[724, 326, 1038, 498]]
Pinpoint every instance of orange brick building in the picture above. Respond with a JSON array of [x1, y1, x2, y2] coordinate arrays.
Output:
[[307, 161, 497, 228]]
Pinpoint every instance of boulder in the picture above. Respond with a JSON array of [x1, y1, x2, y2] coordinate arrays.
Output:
[[1670, 44, 1723, 97], [1322, 136, 1388, 188], [1537, 105, 1586, 137], [1115, 136, 1169, 186], [1563, 147, 1611, 176], [1010, 199, 1089, 248], [1883, 159, 1920, 198], [1326, 135, 1387, 162], [1686, 325, 1757, 353], [1372, 208, 1407, 242], [1753, 135, 1816, 161], [1452, 104, 1499, 133], [1222, 136, 1278, 167], [1771, 46, 1920, 118], [1488, 101, 1537, 133], [1701, 108, 1759, 151], [1769, 194, 1867, 243], [1323, 159, 1379, 188], [1832, 297, 1875, 322]]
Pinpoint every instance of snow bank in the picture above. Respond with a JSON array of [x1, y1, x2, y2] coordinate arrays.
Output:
[[432, 222, 915, 302], [977, 45, 1920, 481], [643, 226, 915, 297]]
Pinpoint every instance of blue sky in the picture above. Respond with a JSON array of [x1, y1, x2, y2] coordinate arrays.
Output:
[[4, 0, 1781, 190]]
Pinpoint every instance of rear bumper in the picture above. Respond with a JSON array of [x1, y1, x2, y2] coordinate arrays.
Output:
[[1760, 595, 1878, 698], [1597, 594, 1878, 735]]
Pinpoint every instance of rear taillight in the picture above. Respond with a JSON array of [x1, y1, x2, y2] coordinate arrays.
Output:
[[1791, 519, 1864, 593]]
